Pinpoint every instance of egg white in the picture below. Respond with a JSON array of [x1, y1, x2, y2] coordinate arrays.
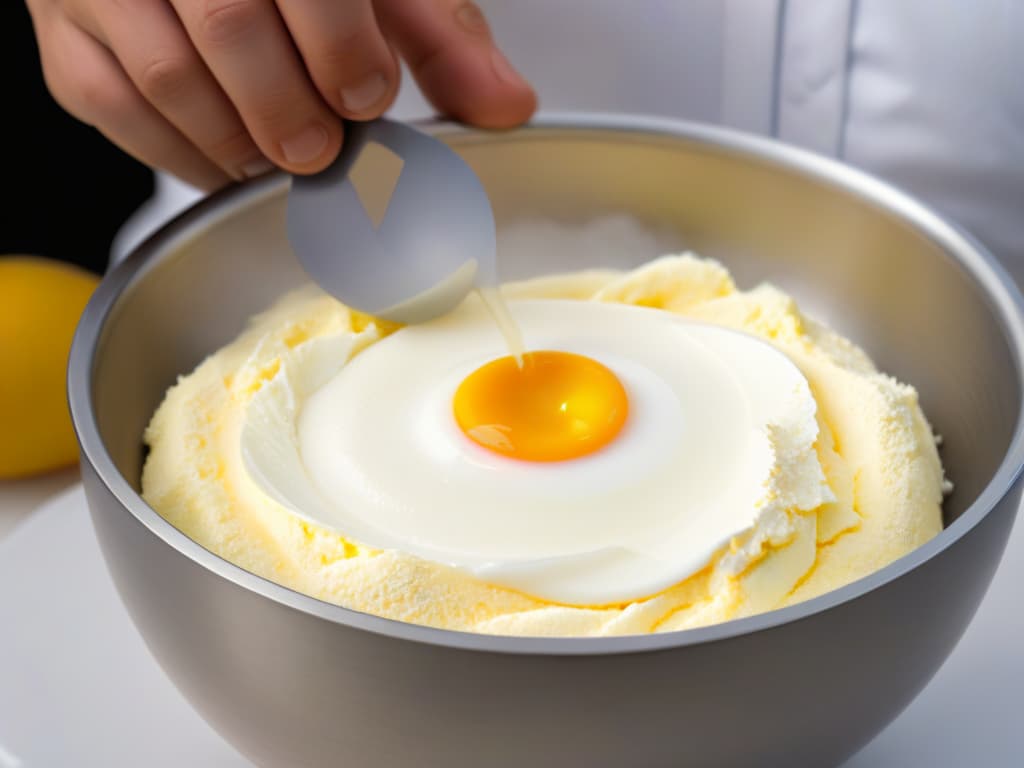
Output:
[[242, 297, 825, 606]]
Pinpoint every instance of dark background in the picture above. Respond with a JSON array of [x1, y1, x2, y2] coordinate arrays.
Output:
[[4, 2, 154, 276]]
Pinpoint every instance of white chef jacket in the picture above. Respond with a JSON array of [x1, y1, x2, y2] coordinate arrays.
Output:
[[113, 0, 1024, 280]]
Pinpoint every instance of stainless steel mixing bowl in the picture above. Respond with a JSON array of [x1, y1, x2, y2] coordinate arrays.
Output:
[[69, 115, 1024, 768]]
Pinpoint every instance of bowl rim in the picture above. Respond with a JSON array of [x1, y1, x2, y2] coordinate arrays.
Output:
[[69, 112, 1024, 656]]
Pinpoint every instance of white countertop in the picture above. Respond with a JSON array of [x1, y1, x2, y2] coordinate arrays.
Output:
[[1, 473, 1021, 767], [0, 470, 79, 538]]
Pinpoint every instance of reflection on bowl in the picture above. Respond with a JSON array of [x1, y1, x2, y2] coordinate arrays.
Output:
[[71, 116, 1024, 768]]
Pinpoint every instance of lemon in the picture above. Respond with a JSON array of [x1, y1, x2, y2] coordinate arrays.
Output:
[[0, 256, 99, 479]]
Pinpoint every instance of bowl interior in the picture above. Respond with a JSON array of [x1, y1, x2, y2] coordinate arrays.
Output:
[[88, 123, 1021, 529]]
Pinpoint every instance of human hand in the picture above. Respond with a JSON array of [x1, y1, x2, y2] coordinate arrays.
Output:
[[25, 0, 536, 189]]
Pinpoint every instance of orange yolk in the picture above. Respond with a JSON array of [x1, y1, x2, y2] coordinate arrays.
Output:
[[453, 350, 628, 462]]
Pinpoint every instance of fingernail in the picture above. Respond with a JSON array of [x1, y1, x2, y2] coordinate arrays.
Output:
[[491, 49, 527, 87], [241, 157, 275, 178], [280, 124, 329, 165], [340, 73, 389, 114], [455, 2, 489, 36]]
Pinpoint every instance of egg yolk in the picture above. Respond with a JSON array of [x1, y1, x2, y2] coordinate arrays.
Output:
[[453, 350, 628, 462]]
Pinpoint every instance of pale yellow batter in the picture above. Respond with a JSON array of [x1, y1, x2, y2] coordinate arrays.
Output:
[[142, 255, 946, 636]]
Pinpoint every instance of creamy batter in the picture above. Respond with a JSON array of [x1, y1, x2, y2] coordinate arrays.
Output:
[[142, 255, 946, 636]]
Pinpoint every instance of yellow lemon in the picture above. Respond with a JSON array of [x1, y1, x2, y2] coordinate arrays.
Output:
[[0, 256, 99, 479]]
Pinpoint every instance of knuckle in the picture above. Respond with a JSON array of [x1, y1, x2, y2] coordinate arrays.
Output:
[[50, 58, 132, 123], [74, 72, 131, 119], [137, 55, 196, 103], [35, 28, 75, 111], [34, 15, 135, 125], [38, 54, 75, 114], [198, 0, 261, 47]]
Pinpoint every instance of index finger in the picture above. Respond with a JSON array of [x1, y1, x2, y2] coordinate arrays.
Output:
[[375, 0, 537, 128], [169, 0, 343, 172], [276, 0, 401, 119]]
